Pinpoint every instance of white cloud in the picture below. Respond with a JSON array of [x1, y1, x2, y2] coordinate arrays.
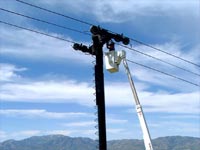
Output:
[[62, 118, 128, 127], [1, 21, 199, 93], [0, 109, 90, 119], [121, 42, 200, 92], [45, 130, 71, 136], [14, 130, 41, 136], [107, 128, 125, 134], [105, 82, 199, 115], [0, 70, 199, 114], [0, 130, 41, 142], [0, 63, 27, 81], [107, 118, 128, 124], [127, 91, 200, 114], [0, 131, 7, 141], [0, 130, 72, 141], [0, 27, 92, 64], [0, 80, 94, 104], [37, 0, 199, 23], [160, 114, 199, 119], [149, 121, 200, 138], [62, 121, 95, 127], [0, 129, 99, 141], [127, 42, 200, 70]]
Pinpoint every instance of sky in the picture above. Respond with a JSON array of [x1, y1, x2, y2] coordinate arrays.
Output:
[[0, 0, 200, 142]]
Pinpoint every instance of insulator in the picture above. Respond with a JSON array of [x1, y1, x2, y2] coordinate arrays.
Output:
[[92, 60, 96, 65], [91, 56, 99, 150], [95, 131, 99, 136], [94, 125, 98, 129], [90, 25, 100, 35], [95, 143, 99, 150], [94, 118, 98, 122], [94, 111, 98, 116]]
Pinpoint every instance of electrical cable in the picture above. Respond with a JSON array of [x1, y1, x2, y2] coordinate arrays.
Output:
[[126, 59, 200, 87], [15, 0, 93, 26], [129, 38, 200, 68], [1, 8, 199, 77], [0, 8, 91, 36], [117, 44, 200, 77], [1, 20, 199, 87], [15, 0, 200, 68], [0, 20, 76, 44]]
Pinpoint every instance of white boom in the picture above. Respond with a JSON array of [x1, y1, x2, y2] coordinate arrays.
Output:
[[105, 50, 153, 150]]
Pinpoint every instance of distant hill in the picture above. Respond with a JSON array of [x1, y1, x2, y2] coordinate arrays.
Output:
[[0, 135, 199, 150]]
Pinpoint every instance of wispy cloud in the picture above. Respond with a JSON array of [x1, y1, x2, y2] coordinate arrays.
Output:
[[36, 0, 199, 23], [1, 24, 199, 93], [0, 64, 199, 114], [149, 120, 200, 138], [0, 131, 7, 141], [0, 63, 27, 82], [126, 91, 199, 114], [0, 130, 41, 141], [0, 109, 90, 119], [11, 130, 41, 138], [62, 121, 95, 127], [0, 79, 94, 104], [107, 128, 125, 134], [107, 118, 128, 124], [45, 130, 71, 136], [62, 118, 128, 127], [0, 27, 92, 64], [0, 130, 72, 142]]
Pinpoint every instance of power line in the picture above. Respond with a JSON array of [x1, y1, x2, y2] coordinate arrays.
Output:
[[0, 8, 91, 36], [126, 59, 200, 87], [0, 20, 75, 44], [117, 44, 200, 77], [1, 20, 199, 87], [15, 0, 93, 26], [1, 8, 199, 77], [130, 38, 200, 68], [15, 0, 200, 68]]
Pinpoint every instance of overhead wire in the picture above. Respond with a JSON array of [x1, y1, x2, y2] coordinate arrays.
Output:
[[15, 0, 93, 26], [117, 44, 200, 77], [0, 20, 76, 44], [0, 20, 199, 87], [1, 7, 199, 77], [126, 59, 200, 87], [14, 0, 200, 68], [129, 38, 200, 68], [0, 8, 91, 36]]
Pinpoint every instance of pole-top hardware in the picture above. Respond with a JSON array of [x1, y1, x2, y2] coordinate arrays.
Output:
[[90, 25, 130, 45], [73, 43, 95, 55], [106, 40, 115, 51]]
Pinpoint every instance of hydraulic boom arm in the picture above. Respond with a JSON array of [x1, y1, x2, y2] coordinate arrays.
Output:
[[123, 59, 153, 150], [105, 50, 153, 150]]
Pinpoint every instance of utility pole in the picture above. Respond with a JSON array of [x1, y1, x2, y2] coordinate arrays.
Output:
[[73, 25, 129, 150], [92, 32, 107, 150]]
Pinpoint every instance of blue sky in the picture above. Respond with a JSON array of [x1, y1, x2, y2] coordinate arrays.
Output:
[[0, 0, 200, 142]]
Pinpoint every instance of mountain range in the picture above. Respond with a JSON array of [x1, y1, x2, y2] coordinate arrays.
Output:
[[0, 135, 199, 150]]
